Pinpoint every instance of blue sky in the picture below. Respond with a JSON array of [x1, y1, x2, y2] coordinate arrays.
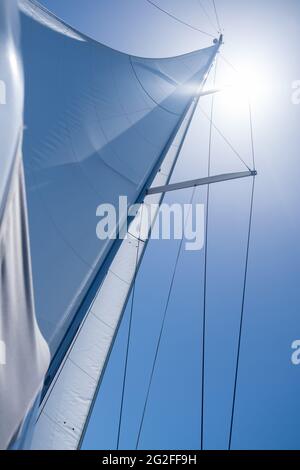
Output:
[[39, 0, 300, 449]]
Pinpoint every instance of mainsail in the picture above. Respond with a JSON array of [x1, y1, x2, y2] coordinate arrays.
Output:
[[20, 0, 219, 357], [30, 99, 207, 450], [1, 0, 221, 449]]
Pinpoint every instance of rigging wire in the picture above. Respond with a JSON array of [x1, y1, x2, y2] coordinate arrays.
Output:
[[198, 105, 252, 172], [135, 187, 197, 449], [219, 52, 238, 72], [115, 4, 254, 448], [228, 174, 256, 450], [226, 54, 257, 447], [197, 0, 219, 34], [145, 0, 215, 38], [212, 0, 222, 33], [200, 57, 218, 450], [219, 52, 249, 78], [218, 52, 257, 172], [116, 203, 145, 450], [145, 3, 251, 184]]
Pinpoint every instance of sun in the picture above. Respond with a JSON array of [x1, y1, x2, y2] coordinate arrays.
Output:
[[217, 58, 271, 110]]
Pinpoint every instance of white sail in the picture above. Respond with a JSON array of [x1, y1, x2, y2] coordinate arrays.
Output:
[[30, 102, 202, 450], [0, 0, 220, 448], [0, 0, 49, 450], [19, 0, 218, 358]]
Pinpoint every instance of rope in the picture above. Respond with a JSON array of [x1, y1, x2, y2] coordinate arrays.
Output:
[[116, 203, 145, 449], [135, 187, 197, 449], [228, 175, 256, 449], [145, 0, 215, 38], [201, 58, 218, 450]]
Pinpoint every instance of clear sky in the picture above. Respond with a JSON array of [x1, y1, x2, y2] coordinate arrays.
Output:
[[39, 0, 300, 450]]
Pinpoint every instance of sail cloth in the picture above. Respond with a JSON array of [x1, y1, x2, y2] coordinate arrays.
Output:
[[19, 0, 219, 358], [0, 0, 49, 450], [20, 1, 220, 449], [30, 103, 202, 450]]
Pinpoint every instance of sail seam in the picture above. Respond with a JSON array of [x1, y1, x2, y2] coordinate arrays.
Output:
[[67, 358, 98, 383], [90, 311, 114, 330]]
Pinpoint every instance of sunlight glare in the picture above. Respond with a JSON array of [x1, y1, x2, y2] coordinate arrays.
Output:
[[217, 60, 271, 110]]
